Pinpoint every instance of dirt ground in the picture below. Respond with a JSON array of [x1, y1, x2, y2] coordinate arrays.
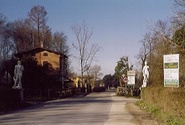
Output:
[[126, 102, 159, 125]]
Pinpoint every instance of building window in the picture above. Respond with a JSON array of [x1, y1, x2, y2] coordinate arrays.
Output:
[[43, 52, 48, 56]]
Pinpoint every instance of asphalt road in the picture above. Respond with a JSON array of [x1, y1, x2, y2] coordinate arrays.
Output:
[[0, 91, 147, 125]]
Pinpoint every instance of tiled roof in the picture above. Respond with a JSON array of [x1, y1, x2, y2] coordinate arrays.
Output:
[[15, 47, 68, 58]]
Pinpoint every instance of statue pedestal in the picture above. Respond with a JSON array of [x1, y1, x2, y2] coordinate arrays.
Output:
[[12, 85, 22, 89], [20, 89, 24, 102], [12, 88, 24, 102]]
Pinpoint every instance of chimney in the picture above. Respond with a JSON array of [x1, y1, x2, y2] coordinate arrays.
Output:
[[40, 41, 43, 48]]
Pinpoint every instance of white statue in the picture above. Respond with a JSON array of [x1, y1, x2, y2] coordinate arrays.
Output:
[[12, 61, 24, 89], [142, 61, 149, 87]]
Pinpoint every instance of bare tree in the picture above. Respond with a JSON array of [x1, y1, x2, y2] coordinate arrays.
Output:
[[72, 22, 100, 86], [5, 5, 51, 52], [172, 0, 185, 27], [138, 20, 171, 63], [28, 5, 48, 47], [137, 33, 152, 68], [0, 14, 15, 60], [89, 65, 103, 81], [171, 0, 185, 49], [51, 31, 68, 55], [6, 19, 33, 52], [50, 31, 71, 80], [137, 20, 173, 86]]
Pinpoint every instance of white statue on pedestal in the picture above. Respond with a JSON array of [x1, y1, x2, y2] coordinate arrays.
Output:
[[142, 61, 149, 88], [12, 61, 24, 89]]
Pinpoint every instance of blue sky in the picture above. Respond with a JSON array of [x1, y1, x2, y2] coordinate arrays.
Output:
[[0, 0, 174, 76]]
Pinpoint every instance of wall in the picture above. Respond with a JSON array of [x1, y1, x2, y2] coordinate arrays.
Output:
[[35, 51, 60, 70]]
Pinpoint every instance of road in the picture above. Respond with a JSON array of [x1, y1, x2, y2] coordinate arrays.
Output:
[[0, 91, 158, 125]]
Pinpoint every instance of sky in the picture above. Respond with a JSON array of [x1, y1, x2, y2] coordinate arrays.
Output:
[[0, 0, 175, 76]]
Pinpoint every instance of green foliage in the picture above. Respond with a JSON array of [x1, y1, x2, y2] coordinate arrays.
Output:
[[165, 117, 182, 125], [102, 74, 112, 88], [114, 56, 129, 78], [112, 74, 119, 87], [172, 27, 185, 49], [102, 74, 119, 88], [137, 100, 183, 125]]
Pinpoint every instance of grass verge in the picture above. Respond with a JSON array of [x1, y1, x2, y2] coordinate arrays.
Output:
[[136, 100, 184, 125]]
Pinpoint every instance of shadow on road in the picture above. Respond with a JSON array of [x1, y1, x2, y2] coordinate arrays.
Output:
[[0, 91, 114, 115]]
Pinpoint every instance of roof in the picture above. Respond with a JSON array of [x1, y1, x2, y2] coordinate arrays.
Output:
[[14, 47, 68, 58]]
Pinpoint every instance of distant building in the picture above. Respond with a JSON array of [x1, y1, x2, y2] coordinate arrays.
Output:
[[72, 75, 95, 89]]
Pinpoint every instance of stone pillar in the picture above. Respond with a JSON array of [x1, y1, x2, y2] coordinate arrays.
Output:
[[20, 88, 24, 102]]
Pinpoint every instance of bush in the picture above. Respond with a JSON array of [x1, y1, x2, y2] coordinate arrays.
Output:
[[140, 86, 185, 125], [116, 86, 126, 96], [92, 87, 106, 92], [0, 88, 23, 112]]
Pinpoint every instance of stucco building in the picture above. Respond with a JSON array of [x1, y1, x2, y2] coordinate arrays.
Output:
[[14, 47, 70, 88]]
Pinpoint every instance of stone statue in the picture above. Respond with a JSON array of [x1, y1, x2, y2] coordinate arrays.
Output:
[[12, 61, 24, 89], [142, 61, 149, 87]]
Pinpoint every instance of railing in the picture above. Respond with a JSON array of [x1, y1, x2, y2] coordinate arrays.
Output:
[[24, 87, 85, 100]]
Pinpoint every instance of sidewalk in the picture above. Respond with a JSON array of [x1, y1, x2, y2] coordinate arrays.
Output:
[[104, 93, 159, 125], [104, 95, 138, 125]]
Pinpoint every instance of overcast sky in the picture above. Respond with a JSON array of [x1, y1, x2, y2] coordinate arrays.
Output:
[[0, 0, 175, 76]]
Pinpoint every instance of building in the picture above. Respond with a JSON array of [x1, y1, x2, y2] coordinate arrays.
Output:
[[14, 47, 71, 88], [72, 75, 95, 89]]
